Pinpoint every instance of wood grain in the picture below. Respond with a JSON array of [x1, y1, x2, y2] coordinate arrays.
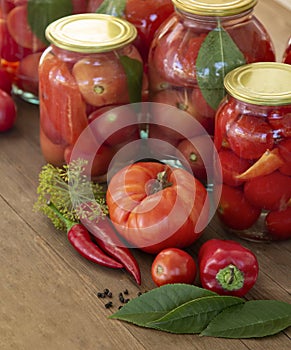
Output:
[[0, 1, 291, 349]]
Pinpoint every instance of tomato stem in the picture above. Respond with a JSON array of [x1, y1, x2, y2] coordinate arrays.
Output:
[[216, 264, 244, 291], [149, 169, 172, 194]]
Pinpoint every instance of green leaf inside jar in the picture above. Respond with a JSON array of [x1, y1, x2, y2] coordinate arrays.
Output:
[[95, 0, 127, 17], [196, 23, 246, 110], [27, 0, 73, 45]]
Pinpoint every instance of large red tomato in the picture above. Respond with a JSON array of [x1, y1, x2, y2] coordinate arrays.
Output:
[[106, 162, 209, 254]]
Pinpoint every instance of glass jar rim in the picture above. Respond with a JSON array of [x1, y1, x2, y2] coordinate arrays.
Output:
[[45, 13, 137, 53], [224, 62, 291, 106], [172, 0, 257, 16]]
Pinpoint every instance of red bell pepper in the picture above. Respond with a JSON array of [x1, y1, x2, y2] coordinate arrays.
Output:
[[198, 239, 259, 297]]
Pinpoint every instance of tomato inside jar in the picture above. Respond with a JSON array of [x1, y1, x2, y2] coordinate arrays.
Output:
[[282, 36, 291, 64], [0, 0, 88, 104], [86, 0, 174, 65], [147, 0, 275, 144], [215, 62, 291, 241], [39, 14, 145, 180]]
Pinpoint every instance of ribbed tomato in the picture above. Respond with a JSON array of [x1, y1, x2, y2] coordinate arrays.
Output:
[[106, 162, 209, 254]]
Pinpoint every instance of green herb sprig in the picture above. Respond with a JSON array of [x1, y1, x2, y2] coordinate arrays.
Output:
[[34, 159, 107, 230]]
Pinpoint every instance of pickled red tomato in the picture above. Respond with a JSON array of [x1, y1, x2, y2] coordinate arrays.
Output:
[[0, 18, 32, 62], [266, 208, 291, 240], [268, 107, 291, 138], [39, 53, 88, 146], [0, 67, 13, 94], [6, 5, 46, 50], [40, 126, 66, 167], [88, 105, 140, 147], [218, 184, 261, 231], [244, 171, 291, 211], [227, 115, 274, 160], [17, 52, 42, 95]]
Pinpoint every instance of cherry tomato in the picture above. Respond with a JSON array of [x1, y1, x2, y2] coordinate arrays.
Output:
[[0, 89, 17, 132], [6, 5, 46, 50], [265, 207, 291, 240], [227, 115, 274, 160], [218, 149, 252, 187], [0, 67, 13, 94], [151, 248, 197, 286], [107, 162, 209, 254], [218, 184, 261, 231], [17, 52, 42, 95], [244, 171, 291, 211], [72, 54, 131, 107]]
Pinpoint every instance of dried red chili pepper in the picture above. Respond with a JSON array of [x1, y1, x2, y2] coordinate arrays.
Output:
[[48, 202, 123, 269], [79, 203, 141, 285], [198, 239, 259, 297]]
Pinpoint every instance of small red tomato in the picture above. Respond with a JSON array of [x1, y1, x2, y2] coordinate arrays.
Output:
[[218, 149, 252, 187], [244, 171, 291, 211], [265, 207, 291, 240], [0, 89, 17, 132], [227, 115, 274, 160], [218, 184, 261, 231], [151, 248, 197, 286]]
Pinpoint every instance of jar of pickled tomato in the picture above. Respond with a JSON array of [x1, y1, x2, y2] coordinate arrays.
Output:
[[0, 0, 88, 103], [215, 62, 291, 242], [283, 36, 291, 64], [86, 0, 174, 65], [39, 14, 146, 180], [148, 0, 276, 144]]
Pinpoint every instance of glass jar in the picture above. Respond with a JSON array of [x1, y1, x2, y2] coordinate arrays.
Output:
[[0, 0, 88, 104], [86, 0, 174, 65], [283, 36, 291, 64], [214, 62, 291, 242], [148, 0, 276, 141], [39, 14, 146, 180]]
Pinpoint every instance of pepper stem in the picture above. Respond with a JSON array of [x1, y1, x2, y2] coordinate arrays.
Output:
[[216, 264, 244, 291]]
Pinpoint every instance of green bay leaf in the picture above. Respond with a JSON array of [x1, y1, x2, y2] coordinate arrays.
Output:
[[109, 284, 216, 326], [201, 300, 291, 338], [196, 24, 246, 110], [147, 295, 244, 334], [95, 0, 126, 17], [27, 0, 73, 44], [119, 55, 143, 103]]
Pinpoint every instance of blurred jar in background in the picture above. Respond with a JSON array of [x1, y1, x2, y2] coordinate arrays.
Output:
[[39, 14, 146, 180], [283, 36, 291, 64], [147, 0, 276, 146], [86, 0, 174, 67], [0, 0, 87, 104], [214, 62, 291, 242]]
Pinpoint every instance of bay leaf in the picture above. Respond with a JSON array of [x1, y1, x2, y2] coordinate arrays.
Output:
[[109, 284, 216, 326], [201, 300, 291, 338], [196, 24, 246, 110], [95, 0, 126, 17], [119, 55, 143, 103], [27, 0, 73, 44], [147, 295, 244, 334]]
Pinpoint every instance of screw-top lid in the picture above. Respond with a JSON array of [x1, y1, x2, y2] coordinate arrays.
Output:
[[172, 0, 257, 16], [45, 13, 137, 53], [224, 62, 291, 106]]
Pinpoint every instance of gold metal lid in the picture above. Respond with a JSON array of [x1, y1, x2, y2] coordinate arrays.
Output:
[[45, 13, 137, 53], [224, 62, 291, 106], [172, 0, 257, 16]]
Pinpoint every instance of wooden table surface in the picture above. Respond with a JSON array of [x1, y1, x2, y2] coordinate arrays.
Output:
[[1, 1, 290, 349]]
